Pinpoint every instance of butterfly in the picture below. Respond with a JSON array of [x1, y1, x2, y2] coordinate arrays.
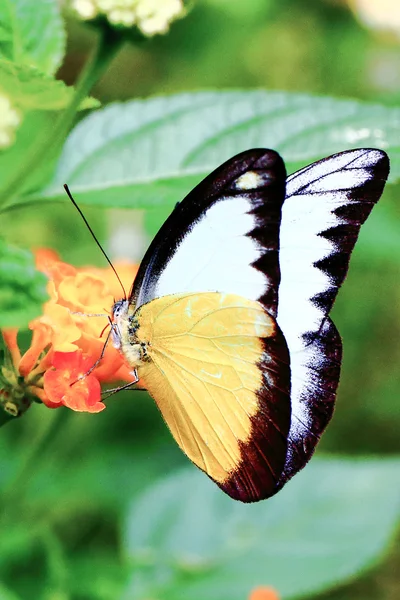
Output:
[[111, 148, 389, 503]]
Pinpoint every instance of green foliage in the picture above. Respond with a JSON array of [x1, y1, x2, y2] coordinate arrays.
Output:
[[0, 401, 399, 600], [0, 402, 14, 429], [37, 91, 400, 209], [123, 459, 400, 600], [0, 335, 17, 427], [0, 0, 102, 333], [0, 58, 99, 111], [0, 112, 60, 196], [0, 409, 13, 427], [0, 581, 21, 600], [0, 239, 48, 327], [0, 1, 399, 599], [0, 0, 65, 75]]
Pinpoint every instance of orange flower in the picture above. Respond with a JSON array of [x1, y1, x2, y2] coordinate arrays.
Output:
[[248, 587, 280, 600], [43, 351, 104, 413], [0, 249, 138, 417], [18, 321, 53, 377]]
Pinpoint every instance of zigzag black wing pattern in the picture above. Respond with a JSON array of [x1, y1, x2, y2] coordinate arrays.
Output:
[[275, 148, 389, 488]]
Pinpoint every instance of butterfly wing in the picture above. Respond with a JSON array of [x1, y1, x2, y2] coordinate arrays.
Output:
[[128, 150, 293, 502], [276, 148, 390, 488], [124, 147, 389, 502], [132, 292, 291, 503], [130, 149, 287, 318]]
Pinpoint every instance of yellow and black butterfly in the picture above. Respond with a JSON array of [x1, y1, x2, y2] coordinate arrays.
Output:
[[109, 148, 389, 503]]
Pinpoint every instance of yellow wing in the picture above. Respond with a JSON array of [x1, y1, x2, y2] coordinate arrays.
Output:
[[125, 292, 291, 502]]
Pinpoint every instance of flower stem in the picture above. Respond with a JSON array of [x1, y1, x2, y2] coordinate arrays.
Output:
[[0, 27, 124, 211]]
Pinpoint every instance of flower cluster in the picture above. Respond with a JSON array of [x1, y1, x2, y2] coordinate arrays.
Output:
[[1, 250, 137, 415], [0, 92, 21, 149], [71, 0, 186, 36]]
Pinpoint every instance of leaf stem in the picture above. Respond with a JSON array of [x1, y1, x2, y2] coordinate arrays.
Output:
[[1, 27, 124, 210]]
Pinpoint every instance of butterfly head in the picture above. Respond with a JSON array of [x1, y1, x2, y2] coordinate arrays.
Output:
[[111, 299, 130, 350]]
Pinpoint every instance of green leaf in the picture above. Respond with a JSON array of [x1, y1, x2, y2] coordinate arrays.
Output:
[[123, 458, 400, 600], [37, 91, 400, 209], [0, 0, 65, 75], [0, 58, 99, 111], [0, 239, 48, 328], [0, 111, 58, 196]]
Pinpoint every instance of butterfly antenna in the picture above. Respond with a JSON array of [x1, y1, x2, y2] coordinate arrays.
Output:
[[64, 184, 127, 300]]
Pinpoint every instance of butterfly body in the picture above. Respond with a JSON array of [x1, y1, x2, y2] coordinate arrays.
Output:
[[111, 148, 389, 502], [112, 299, 146, 366]]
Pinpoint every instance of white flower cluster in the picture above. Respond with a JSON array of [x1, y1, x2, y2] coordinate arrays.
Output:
[[71, 0, 185, 36], [349, 0, 400, 37], [0, 93, 21, 149]]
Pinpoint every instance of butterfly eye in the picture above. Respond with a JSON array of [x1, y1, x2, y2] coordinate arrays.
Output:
[[112, 299, 125, 320]]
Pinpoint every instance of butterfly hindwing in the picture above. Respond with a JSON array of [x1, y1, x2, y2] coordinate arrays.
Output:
[[276, 148, 390, 487], [130, 292, 291, 502]]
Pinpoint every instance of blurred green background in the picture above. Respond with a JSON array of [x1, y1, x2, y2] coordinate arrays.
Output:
[[0, 0, 399, 599]]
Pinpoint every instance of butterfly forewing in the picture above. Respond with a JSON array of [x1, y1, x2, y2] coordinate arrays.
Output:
[[131, 149, 287, 318]]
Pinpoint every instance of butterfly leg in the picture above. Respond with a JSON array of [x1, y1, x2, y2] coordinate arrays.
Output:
[[101, 369, 143, 399]]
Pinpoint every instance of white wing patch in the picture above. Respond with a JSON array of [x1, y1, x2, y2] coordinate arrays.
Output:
[[278, 192, 341, 351], [286, 149, 383, 194], [153, 196, 267, 301], [277, 148, 386, 457]]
